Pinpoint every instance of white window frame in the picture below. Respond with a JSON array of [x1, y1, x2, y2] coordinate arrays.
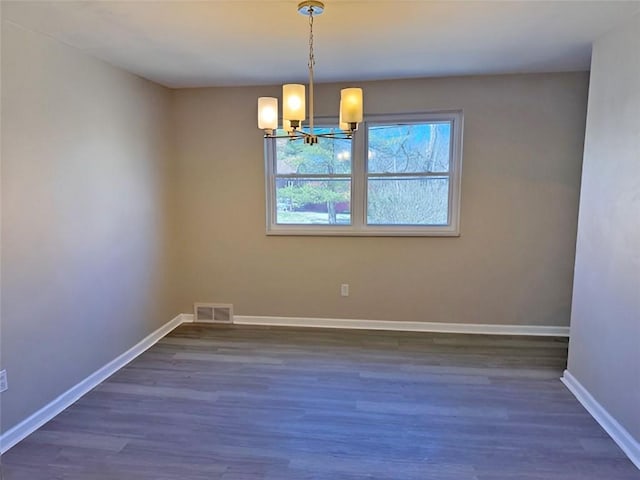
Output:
[[265, 111, 463, 236]]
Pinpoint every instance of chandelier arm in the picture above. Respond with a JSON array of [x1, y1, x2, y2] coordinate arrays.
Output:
[[315, 132, 353, 139], [264, 132, 304, 139], [264, 132, 353, 141], [263, 130, 311, 140]]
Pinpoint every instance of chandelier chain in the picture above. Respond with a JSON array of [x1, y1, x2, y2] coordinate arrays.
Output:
[[308, 8, 315, 70]]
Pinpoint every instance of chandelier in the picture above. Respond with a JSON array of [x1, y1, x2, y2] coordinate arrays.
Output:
[[257, 1, 363, 145]]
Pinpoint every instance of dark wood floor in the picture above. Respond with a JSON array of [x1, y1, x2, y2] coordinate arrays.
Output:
[[2, 324, 639, 479]]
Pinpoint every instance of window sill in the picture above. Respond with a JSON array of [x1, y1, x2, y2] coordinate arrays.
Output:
[[266, 226, 461, 237]]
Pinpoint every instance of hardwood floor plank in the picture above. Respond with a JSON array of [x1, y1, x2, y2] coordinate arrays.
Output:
[[96, 382, 220, 401], [18, 430, 129, 452]]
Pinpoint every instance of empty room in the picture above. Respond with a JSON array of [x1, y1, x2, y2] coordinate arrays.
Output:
[[1, 1, 639, 479]]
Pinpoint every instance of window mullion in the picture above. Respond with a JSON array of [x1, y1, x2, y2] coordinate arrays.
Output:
[[275, 173, 352, 179], [265, 137, 276, 231], [351, 124, 366, 229], [366, 172, 451, 178]]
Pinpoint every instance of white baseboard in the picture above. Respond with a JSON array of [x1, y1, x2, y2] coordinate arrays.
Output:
[[0, 314, 186, 454], [562, 370, 640, 470], [231, 315, 569, 337]]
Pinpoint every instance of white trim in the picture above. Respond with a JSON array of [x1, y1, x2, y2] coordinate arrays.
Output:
[[233, 315, 569, 337], [0, 314, 187, 454], [562, 370, 640, 470]]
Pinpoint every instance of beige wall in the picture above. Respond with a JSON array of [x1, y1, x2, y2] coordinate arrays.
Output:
[[172, 73, 588, 325], [0, 20, 179, 431], [567, 13, 640, 442]]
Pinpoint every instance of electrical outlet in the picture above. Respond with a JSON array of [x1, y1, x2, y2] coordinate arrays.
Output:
[[0, 370, 8, 393], [341, 284, 349, 297]]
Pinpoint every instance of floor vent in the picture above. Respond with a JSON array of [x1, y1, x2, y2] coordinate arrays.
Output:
[[193, 303, 234, 324]]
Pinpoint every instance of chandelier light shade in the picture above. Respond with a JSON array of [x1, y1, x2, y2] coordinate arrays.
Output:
[[282, 84, 306, 124], [341, 88, 363, 124], [257, 1, 363, 145], [257, 97, 278, 133]]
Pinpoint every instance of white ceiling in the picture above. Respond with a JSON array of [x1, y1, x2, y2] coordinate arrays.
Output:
[[3, 1, 640, 88]]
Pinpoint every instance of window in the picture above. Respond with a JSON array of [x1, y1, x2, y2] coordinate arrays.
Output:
[[265, 111, 463, 236], [272, 127, 352, 226]]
